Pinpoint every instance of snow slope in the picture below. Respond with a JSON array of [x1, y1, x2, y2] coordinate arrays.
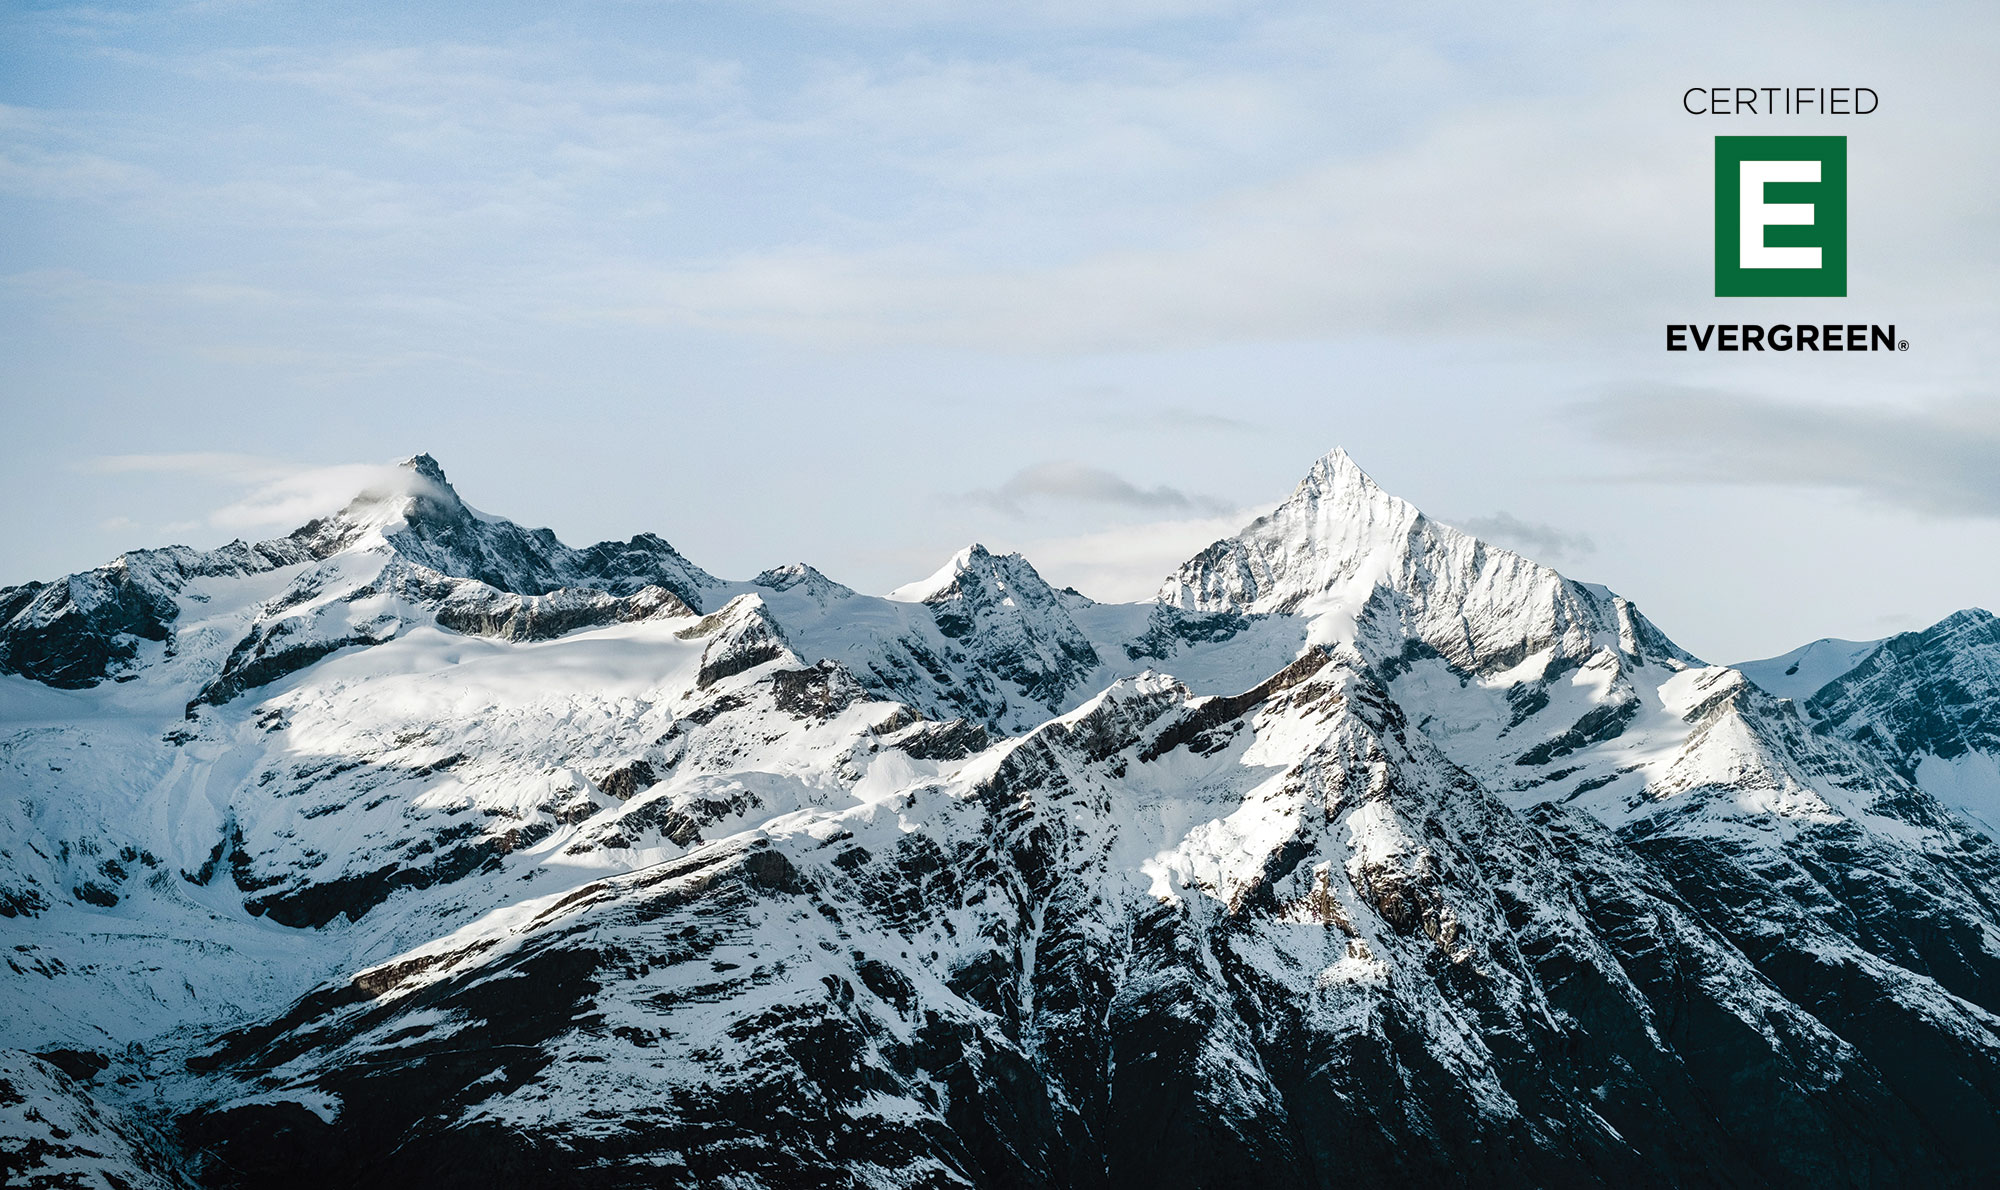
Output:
[[1738, 636, 1881, 703]]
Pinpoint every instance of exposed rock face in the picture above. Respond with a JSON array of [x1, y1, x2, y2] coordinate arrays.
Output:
[[290, 453, 720, 609], [1161, 447, 1690, 679], [4, 448, 2000, 1189], [905, 544, 1101, 708], [743, 548, 1108, 735], [1741, 608, 2000, 839], [1804, 609, 2000, 771], [0, 1049, 187, 1189], [0, 454, 718, 702], [0, 541, 313, 689]]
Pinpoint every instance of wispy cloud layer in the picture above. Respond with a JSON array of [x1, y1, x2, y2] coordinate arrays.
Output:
[[90, 453, 400, 532], [4, 0, 1993, 368], [1454, 511, 1596, 564], [1581, 389, 2000, 518], [965, 461, 1231, 516], [1015, 506, 1267, 602]]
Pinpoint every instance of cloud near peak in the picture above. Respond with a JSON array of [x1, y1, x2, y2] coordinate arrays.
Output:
[[966, 460, 1234, 517], [88, 453, 410, 533], [1454, 510, 1596, 563]]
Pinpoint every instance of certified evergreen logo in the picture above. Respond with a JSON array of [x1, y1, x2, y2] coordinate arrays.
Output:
[[1714, 135, 1846, 297]]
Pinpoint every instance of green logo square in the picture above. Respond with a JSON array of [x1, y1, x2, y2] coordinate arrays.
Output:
[[1714, 135, 1846, 297]]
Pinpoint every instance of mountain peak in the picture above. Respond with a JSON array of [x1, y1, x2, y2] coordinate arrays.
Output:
[[1304, 444, 1370, 486], [278, 454, 719, 607], [888, 541, 1098, 708], [1160, 445, 1692, 673], [399, 452, 451, 487], [888, 543, 1002, 603], [1935, 607, 1997, 632], [753, 562, 854, 603], [307, 455, 468, 549], [1158, 446, 1420, 618], [1286, 446, 1403, 519], [1737, 635, 1883, 702]]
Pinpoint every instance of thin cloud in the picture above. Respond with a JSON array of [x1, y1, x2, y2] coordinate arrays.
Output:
[[966, 461, 1233, 517], [16, 3, 1994, 360], [1015, 505, 1271, 602], [1581, 388, 2000, 518], [1078, 401, 1261, 435], [1454, 511, 1596, 564], [579, 91, 1706, 351], [88, 453, 409, 533]]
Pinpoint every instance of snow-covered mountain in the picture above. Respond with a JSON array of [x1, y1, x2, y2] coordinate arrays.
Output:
[[5, 449, 2000, 1189], [1742, 609, 2000, 837]]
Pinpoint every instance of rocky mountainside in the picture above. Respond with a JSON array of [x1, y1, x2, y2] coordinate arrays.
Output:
[[4, 449, 2000, 1189], [1742, 609, 2000, 836]]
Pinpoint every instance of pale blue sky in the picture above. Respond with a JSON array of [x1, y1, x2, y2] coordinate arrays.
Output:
[[3, 0, 1998, 662]]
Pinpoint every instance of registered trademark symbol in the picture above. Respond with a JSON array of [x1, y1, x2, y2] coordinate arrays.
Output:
[[1898, 340, 1909, 351]]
